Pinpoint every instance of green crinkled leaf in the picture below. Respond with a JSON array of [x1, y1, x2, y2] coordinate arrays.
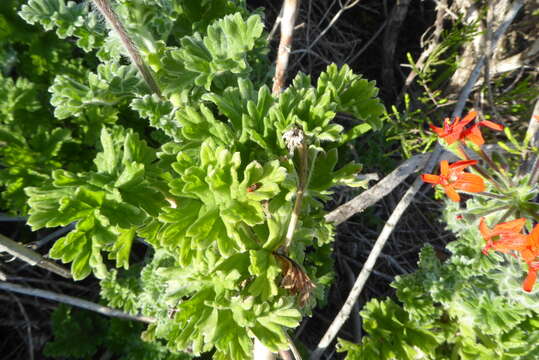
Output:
[[26, 127, 165, 279], [50, 217, 112, 280], [250, 299, 301, 351], [156, 13, 266, 98], [109, 227, 136, 270], [18, 0, 104, 51], [131, 94, 180, 140], [317, 63, 385, 132], [176, 104, 234, 146], [340, 298, 440, 360], [49, 62, 145, 123], [309, 148, 365, 192], [247, 250, 280, 300]]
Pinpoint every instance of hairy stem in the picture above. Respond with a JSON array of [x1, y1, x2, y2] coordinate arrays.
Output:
[[91, 0, 161, 97]]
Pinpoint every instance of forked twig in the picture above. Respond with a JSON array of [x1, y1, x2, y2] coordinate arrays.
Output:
[[9, 292, 34, 360], [0, 233, 71, 279], [325, 153, 429, 225], [310, 2, 523, 358], [291, 0, 362, 68]]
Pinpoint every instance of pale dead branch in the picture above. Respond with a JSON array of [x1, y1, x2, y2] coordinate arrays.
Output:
[[0, 233, 71, 279], [0, 281, 155, 323], [272, 0, 301, 95]]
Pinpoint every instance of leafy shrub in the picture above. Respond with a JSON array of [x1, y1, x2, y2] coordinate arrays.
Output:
[[7, 0, 386, 358]]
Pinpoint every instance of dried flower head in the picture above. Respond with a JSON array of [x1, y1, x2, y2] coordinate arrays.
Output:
[[282, 127, 304, 155], [274, 253, 315, 306]]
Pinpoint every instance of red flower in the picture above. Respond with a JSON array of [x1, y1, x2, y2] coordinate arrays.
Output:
[[479, 220, 539, 292], [430, 110, 503, 146], [479, 217, 527, 256], [421, 160, 485, 202], [430, 111, 477, 145]]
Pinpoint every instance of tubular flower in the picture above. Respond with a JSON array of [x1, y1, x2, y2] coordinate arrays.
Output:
[[479, 217, 527, 256], [429, 110, 504, 146], [421, 160, 485, 202]]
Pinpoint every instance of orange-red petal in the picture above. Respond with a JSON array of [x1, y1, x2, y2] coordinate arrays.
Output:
[[429, 124, 444, 135], [421, 174, 442, 184], [478, 120, 504, 131], [443, 185, 460, 202], [464, 125, 485, 146], [523, 268, 537, 292], [449, 160, 478, 173], [479, 218, 491, 240], [453, 173, 485, 193], [528, 224, 539, 247], [460, 110, 478, 126], [493, 218, 527, 233], [440, 160, 449, 177]]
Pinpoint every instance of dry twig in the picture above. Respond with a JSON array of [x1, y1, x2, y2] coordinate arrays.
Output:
[[272, 0, 301, 95], [0, 233, 71, 279], [380, 0, 411, 92], [0, 281, 155, 323], [9, 292, 34, 360]]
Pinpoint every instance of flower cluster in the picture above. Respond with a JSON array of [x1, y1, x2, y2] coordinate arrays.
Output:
[[422, 110, 503, 203], [424, 110, 539, 292]]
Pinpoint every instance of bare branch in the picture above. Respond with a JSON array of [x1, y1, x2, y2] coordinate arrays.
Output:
[[0, 281, 155, 323], [325, 153, 429, 225], [0, 233, 71, 279], [381, 0, 411, 92], [273, 0, 301, 95]]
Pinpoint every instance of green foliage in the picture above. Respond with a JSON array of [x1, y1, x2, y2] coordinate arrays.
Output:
[[11, 0, 387, 357], [338, 298, 440, 360], [385, 17, 479, 158], [155, 12, 268, 99], [18, 0, 104, 51], [45, 304, 190, 360], [26, 127, 166, 279]]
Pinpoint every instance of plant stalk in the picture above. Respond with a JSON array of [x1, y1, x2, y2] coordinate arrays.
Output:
[[91, 0, 161, 97], [284, 141, 309, 251]]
